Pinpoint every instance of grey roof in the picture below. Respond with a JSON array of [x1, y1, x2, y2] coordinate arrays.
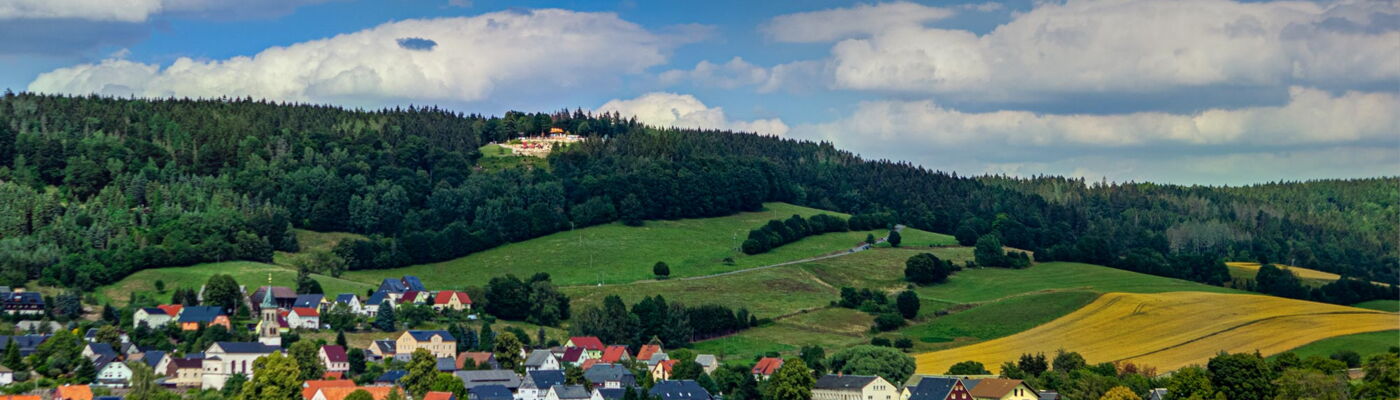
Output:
[[525, 350, 557, 367], [457, 370, 523, 390], [584, 364, 635, 385], [595, 388, 627, 400], [906, 377, 958, 400], [694, 355, 716, 367], [87, 343, 118, 359], [528, 370, 566, 390], [407, 330, 456, 342], [1147, 389, 1168, 400], [814, 375, 879, 391], [650, 381, 712, 400], [335, 294, 359, 304], [469, 384, 515, 400], [177, 306, 224, 323], [368, 291, 392, 306], [373, 340, 396, 354], [552, 385, 592, 400], [379, 279, 408, 293], [0, 335, 49, 355], [1038, 391, 1060, 400], [378, 370, 408, 383], [438, 357, 459, 371], [294, 294, 324, 308], [403, 276, 427, 291], [140, 350, 166, 369], [211, 342, 279, 354]]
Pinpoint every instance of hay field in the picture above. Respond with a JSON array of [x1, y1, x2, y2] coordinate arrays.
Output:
[[1225, 262, 1343, 282], [915, 291, 1398, 374]]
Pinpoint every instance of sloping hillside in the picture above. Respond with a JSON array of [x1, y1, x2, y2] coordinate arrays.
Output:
[[915, 291, 1398, 373]]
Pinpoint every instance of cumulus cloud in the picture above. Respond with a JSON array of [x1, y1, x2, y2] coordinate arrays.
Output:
[[0, 0, 329, 22], [395, 37, 438, 51], [980, 147, 1400, 185], [596, 92, 789, 136], [29, 9, 686, 106], [773, 0, 1400, 99], [761, 1, 955, 43], [658, 57, 769, 89]]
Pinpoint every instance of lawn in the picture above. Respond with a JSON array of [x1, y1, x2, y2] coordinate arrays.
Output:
[[1275, 330, 1400, 360], [342, 202, 929, 289], [94, 261, 376, 307], [913, 261, 1243, 304], [1353, 299, 1400, 312]]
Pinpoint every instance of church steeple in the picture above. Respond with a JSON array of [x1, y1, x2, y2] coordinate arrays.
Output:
[[257, 273, 282, 346]]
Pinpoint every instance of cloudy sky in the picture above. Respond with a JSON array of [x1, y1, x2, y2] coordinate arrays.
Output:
[[4, 0, 1397, 185]]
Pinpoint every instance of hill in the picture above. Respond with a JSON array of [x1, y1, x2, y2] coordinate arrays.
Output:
[[94, 261, 374, 307], [914, 291, 1398, 374], [339, 202, 944, 288]]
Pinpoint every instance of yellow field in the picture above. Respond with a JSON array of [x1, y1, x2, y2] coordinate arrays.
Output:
[[915, 291, 1398, 374], [1225, 262, 1344, 281]]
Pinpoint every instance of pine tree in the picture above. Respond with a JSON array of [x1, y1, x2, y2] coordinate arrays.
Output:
[[373, 301, 396, 332], [336, 331, 348, 348], [74, 357, 97, 383], [3, 336, 23, 371]]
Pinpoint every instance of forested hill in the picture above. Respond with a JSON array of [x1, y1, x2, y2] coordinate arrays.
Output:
[[0, 93, 1393, 303]]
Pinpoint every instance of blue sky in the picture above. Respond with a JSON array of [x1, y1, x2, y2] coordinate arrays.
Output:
[[3, 0, 1398, 185]]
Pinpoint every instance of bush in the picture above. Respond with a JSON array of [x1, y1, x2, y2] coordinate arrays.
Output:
[[873, 313, 905, 331]]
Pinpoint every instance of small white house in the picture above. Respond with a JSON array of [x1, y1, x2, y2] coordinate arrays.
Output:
[[133, 307, 175, 329], [525, 350, 562, 372], [95, 361, 133, 387], [0, 365, 12, 385], [288, 308, 320, 330]]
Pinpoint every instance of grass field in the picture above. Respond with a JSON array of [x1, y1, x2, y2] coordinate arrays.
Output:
[[1275, 330, 1400, 360], [476, 143, 547, 171], [898, 291, 1100, 351], [273, 229, 366, 266], [915, 291, 1399, 374], [1353, 299, 1400, 312], [343, 202, 939, 289], [95, 261, 375, 306]]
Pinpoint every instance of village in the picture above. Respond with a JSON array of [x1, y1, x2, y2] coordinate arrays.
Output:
[[0, 275, 1066, 400]]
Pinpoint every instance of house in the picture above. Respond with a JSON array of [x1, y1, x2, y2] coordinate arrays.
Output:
[[376, 370, 408, 385], [651, 360, 676, 381], [751, 357, 783, 380], [133, 307, 176, 328], [320, 345, 349, 374], [378, 276, 426, 293], [200, 342, 282, 390], [694, 355, 718, 375], [365, 291, 393, 317], [561, 347, 591, 367], [637, 345, 663, 365], [2, 292, 44, 315], [333, 294, 363, 315], [469, 384, 515, 400], [592, 388, 626, 400], [54, 385, 93, 400], [520, 370, 567, 400], [546, 385, 593, 400], [121, 343, 146, 357], [456, 369, 523, 390], [583, 364, 636, 389], [0, 396, 40, 400], [598, 346, 630, 364], [424, 392, 458, 400], [83, 343, 118, 362], [902, 376, 973, 400], [0, 335, 48, 356], [249, 286, 297, 311], [1035, 392, 1058, 400], [398, 290, 431, 306], [813, 375, 900, 400], [94, 360, 132, 387], [288, 307, 321, 330], [294, 294, 326, 310], [368, 340, 396, 361], [565, 337, 605, 359], [301, 379, 356, 400], [166, 358, 204, 388], [177, 306, 230, 331], [15, 321, 61, 334], [396, 330, 457, 359], [0, 365, 12, 385], [525, 350, 562, 371], [649, 380, 712, 400], [963, 379, 1037, 400], [133, 350, 165, 372], [1145, 389, 1167, 400], [433, 291, 474, 311], [310, 386, 401, 400], [438, 357, 459, 372], [458, 351, 498, 370]]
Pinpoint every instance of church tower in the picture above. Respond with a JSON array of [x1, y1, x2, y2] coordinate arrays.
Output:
[[256, 274, 282, 347]]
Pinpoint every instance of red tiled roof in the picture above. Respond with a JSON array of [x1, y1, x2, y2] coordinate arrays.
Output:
[[157, 304, 183, 316], [580, 359, 599, 371], [656, 360, 677, 374], [562, 347, 585, 363], [302, 379, 355, 400], [314, 386, 398, 400], [55, 385, 93, 400], [637, 345, 661, 361], [752, 357, 783, 376], [423, 391, 456, 400], [434, 291, 472, 305], [600, 345, 629, 363], [322, 345, 348, 362], [568, 336, 604, 350], [457, 351, 493, 369], [292, 307, 320, 317], [324, 371, 344, 379]]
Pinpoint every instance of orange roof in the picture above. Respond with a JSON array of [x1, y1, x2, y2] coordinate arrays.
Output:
[[656, 359, 677, 374], [966, 379, 1027, 398], [423, 392, 456, 400], [314, 386, 399, 400], [292, 307, 320, 317], [637, 345, 662, 361], [600, 345, 629, 363], [434, 291, 472, 305], [0, 396, 42, 400], [458, 351, 493, 369], [157, 304, 183, 316], [323, 371, 345, 379], [567, 337, 604, 350], [752, 357, 783, 376], [55, 385, 93, 400], [302, 379, 356, 400], [580, 359, 599, 371]]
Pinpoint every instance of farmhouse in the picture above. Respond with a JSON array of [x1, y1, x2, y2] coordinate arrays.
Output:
[[433, 290, 473, 311], [751, 357, 782, 380], [1, 292, 44, 316], [320, 345, 349, 374], [813, 375, 900, 400], [903, 377, 974, 400], [165, 358, 203, 388], [396, 330, 457, 359], [333, 294, 363, 315]]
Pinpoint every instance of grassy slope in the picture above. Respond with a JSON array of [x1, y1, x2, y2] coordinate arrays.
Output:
[[342, 202, 924, 289], [94, 261, 375, 306], [1353, 299, 1400, 312], [1274, 330, 1400, 360], [476, 143, 546, 171]]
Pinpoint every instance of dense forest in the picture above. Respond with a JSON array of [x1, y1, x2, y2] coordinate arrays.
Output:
[[0, 92, 1393, 305]]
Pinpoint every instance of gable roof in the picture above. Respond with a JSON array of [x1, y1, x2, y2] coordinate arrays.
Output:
[[469, 384, 514, 400], [636, 345, 662, 362], [650, 380, 712, 400], [86, 343, 117, 358], [694, 355, 716, 367], [251, 286, 297, 300], [291, 307, 320, 317], [56, 385, 94, 400], [528, 370, 567, 390], [752, 357, 783, 376], [376, 370, 408, 383], [405, 330, 455, 342], [171, 358, 203, 369], [906, 377, 959, 400], [435, 291, 473, 305], [140, 350, 166, 369], [966, 378, 1026, 398], [315, 386, 398, 400], [373, 340, 396, 354], [398, 290, 426, 304], [594, 389, 627, 400], [322, 345, 348, 362], [211, 342, 279, 354], [379, 278, 407, 293], [156, 304, 183, 316], [456, 370, 523, 389], [423, 392, 456, 400], [561, 347, 586, 363], [402, 276, 427, 291], [438, 357, 458, 371], [584, 364, 635, 384], [525, 350, 557, 367], [599, 345, 629, 363], [294, 294, 324, 308], [551, 385, 592, 400], [367, 291, 392, 306], [301, 379, 355, 400], [178, 306, 224, 323], [814, 375, 878, 391], [458, 351, 494, 369], [567, 337, 604, 350], [334, 294, 359, 304]]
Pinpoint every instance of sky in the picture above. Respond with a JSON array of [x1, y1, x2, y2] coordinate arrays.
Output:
[[3, 0, 1398, 185]]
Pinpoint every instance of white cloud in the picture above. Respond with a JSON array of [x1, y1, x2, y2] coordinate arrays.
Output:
[[596, 92, 789, 136], [805, 87, 1397, 151], [761, 1, 955, 43], [773, 0, 1400, 98], [0, 0, 328, 22], [658, 57, 769, 89], [980, 147, 1400, 185], [29, 9, 684, 106]]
